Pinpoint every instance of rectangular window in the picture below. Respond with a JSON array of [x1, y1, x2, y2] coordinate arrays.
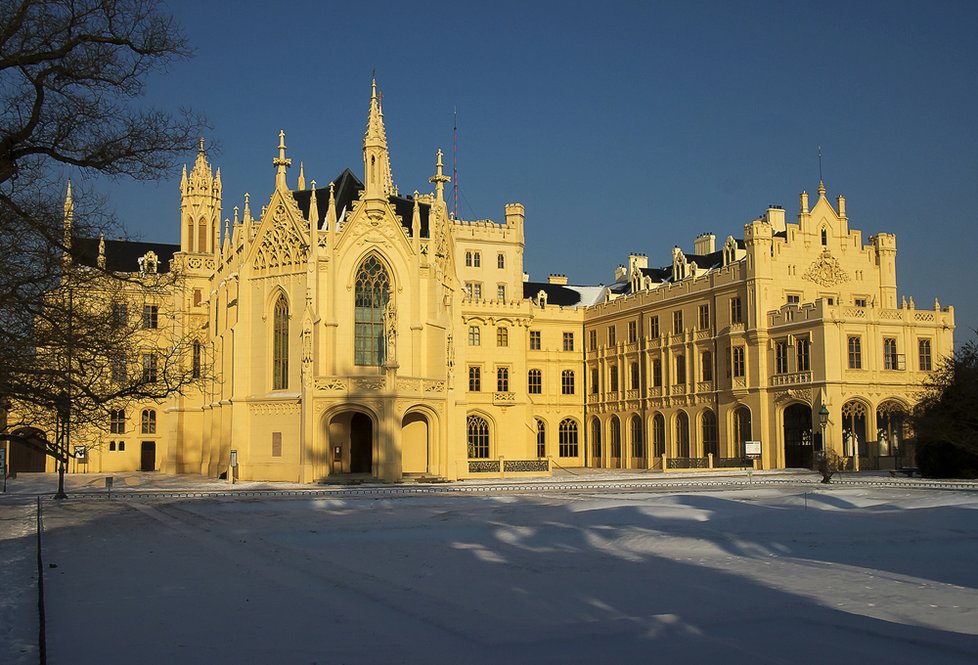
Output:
[[797, 338, 811, 372], [110, 354, 127, 383], [590, 367, 599, 393], [465, 282, 482, 299], [468, 325, 481, 346], [732, 347, 745, 378], [191, 341, 202, 379], [628, 321, 637, 343], [854, 298, 867, 308], [786, 294, 801, 304], [193, 289, 202, 307], [701, 351, 713, 381], [271, 432, 282, 457], [141, 353, 158, 383], [561, 370, 575, 395], [468, 366, 481, 392], [141, 410, 156, 434], [497, 367, 510, 392], [731, 297, 742, 324], [675, 355, 686, 384], [109, 409, 126, 434], [112, 303, 128, 328], [563, 332, 574, 352], [883, 338, 899, 370], [497, 253, 505, 269], [848, 336, 862, 369], [473, 252, 481, 267], [652, 359, 662, 387], [497, 284, 506, 301], [673, 310, 683, 334], [528, 369, 542, 394], [919, 339, 932, 371], [698, 304, 710, 330], [588, 329, 597, 350], [610, 365, 619, 391], [775, 341, 789, 374], [649, 316, 660, 339], [496, 327, 509, 347], [142, 305, 158, 329], [529, 330, 541, 350], [630, 362, 640, 389], [607, 326, 616, 346]]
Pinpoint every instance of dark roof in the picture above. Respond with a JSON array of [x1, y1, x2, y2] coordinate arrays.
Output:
[[522, 282, 583, 307], [72, 237, 179, 274], [292, 169, 430, 238]]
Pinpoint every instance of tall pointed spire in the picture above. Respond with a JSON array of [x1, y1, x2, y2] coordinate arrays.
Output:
[[363, 77, 396, 200], [308, 181, 319, 230], [273, 130, 292, 191], [62, 179, 73, 265], [325, 182, 337, 233], [297, 162, 306, 191]]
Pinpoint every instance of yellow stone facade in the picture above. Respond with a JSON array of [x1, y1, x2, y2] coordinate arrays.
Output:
[[45, 82, 953, 481]]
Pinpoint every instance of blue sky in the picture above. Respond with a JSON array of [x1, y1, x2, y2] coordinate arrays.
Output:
[[100, 0, 978, 338]]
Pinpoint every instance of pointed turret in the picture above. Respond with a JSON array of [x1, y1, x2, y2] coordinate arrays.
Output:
[[243, 193, 253, 244], [222, 218, 230, 258], [180, 138, 221, 254], [297, 162, 306, 191], [363, 77, 397, 200], [308, 182, 319, 230], [411, 191, 421, 240], [818, 180, 826, 198], [273, 130, 292, 192]]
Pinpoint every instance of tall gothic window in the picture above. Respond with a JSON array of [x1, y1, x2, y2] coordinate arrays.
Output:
[[354, 255, 391, 366], [467, 415, 490, 459], [273, 296, 289, 389]]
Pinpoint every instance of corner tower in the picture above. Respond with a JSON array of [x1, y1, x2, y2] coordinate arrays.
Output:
[[180, 138, 222, 254]]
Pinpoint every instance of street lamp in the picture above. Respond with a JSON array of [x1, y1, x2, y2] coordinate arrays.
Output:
[[818, 404, 829, 461]]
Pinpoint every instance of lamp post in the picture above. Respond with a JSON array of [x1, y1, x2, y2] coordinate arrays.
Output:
[[818, 404, 829, 468]]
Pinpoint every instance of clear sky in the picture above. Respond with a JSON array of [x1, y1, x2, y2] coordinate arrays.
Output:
[[99, 0, 978, 339]]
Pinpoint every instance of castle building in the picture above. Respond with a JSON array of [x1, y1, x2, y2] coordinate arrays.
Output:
[[9, 81, 954, 480]]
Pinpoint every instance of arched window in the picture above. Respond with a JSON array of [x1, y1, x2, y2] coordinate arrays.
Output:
[[630, 415, 644, 458], [676, 411, 690, 457], [467, 415, 490, 459], [536, 419, 546, 457], [610, 416, 621, 457], [652, 413, 665, 456], [559, 419, 579, 457], [272, 295, 289, 389], [734, 406, 752, 456], [354, 255, 391, 366], [141, 409, 156, 434], [591, 417, 601, 458], [702, 410, 718, 456]]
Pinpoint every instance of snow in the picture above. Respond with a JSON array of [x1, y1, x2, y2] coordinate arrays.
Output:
[[3, 476, 978, 664]]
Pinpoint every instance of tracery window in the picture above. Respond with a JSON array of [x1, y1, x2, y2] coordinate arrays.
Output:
[[467, 415, 490, 458], [558, 418, 579, 457], [273, 295, 289, 388], [536, 419, 546, 457], [141, 409, 156, 434], [528, 369, 542, 394], [354, 256, 391, 366]]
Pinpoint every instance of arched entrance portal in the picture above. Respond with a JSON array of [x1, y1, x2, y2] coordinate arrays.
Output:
[[401, 412, 429, 474], [350, 413, 373, 473], [784, 403, 813, 468], [6, 428, 47, 473], [328, 411, 375, 476]]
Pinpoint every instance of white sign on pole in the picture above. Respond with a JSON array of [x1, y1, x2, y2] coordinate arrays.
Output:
[[745, 440, 762, 458]]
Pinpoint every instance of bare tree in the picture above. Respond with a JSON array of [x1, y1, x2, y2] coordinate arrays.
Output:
[[0, 0, 205, 495]]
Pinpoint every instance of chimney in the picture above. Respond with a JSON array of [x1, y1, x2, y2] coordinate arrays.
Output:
[[693, 233, 715, 255], [547, 274, 568, 285]]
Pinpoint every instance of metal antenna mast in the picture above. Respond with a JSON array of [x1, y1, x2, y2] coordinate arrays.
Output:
[[453, 107, 459, 220]]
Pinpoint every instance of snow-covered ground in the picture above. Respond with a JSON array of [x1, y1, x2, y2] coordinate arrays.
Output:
[[4, 479, 978, 664]]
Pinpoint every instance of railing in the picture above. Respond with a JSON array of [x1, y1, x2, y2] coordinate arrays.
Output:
[[468, 460, 501, 473], [503, 459, 549, 472], [770, 371, 813, 386], [667, 457, 709, 469], [492, 391, 516, 405]]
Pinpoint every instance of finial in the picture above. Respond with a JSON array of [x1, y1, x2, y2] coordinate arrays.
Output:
[[199, 137, 206, 153], [97, 233, 106, 269], [297, 162, 306, 191], [818, 180, 826, 197], [429, 148, 450, 202], [233, 206, 239, 225], [273, 130, 292, 190], [326, 181, 337, 232]]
